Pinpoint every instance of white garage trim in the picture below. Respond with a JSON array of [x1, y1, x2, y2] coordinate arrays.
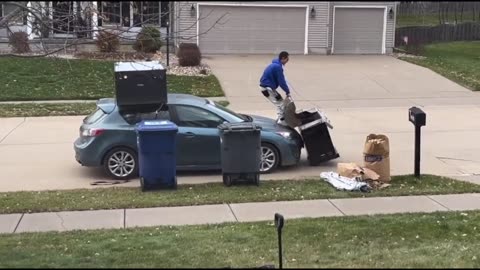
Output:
[[304, 6, 309, 55], [332, 6, 387, 54], [326, 2, 330, 49], [196, 4, 199, 46], [197, 3, 309, 55]]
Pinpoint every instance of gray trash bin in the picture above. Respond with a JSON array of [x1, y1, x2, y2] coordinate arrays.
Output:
[[218, 122, 262, 186]]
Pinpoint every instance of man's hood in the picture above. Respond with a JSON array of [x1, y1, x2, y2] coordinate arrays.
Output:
[[271, 58, 282, 65]]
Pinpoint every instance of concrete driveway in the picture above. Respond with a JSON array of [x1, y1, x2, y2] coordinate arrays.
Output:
[[205, 55, 480, 111], [1, 55, 480, 192]]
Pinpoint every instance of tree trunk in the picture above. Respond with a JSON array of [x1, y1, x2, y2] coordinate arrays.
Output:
[[443, 2, 447, 24], [460, 1, 464, 22], [440, 2, 444, 24], [438, 2, 443, 24], [454, 1, 458, 24], [473, 1, 476, 21], [445, 2, 449, 23]]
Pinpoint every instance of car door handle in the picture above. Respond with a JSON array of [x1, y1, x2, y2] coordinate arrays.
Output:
[[185, 132, 196, 138]]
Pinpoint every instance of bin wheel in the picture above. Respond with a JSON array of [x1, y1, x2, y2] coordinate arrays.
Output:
[[254, 174, 260, 186], [172, 177, 178, 190], [140, 177, 146, 192], [223, 174, 232, 187]]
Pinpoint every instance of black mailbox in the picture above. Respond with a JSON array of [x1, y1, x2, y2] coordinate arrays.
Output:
[[409, 106, 426, 126], [408, 106, 427, 178]]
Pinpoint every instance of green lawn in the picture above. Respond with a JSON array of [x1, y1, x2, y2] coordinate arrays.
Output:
[[396, 13, 477, 27], [0, 57, 224, 101], [0, 100, 230, 118], [397, 14, 441, 27], [0, 103, 97, 118], [1, 210, 480, 268], [399, 41, 480, 91], [1, 175, 479, 214]]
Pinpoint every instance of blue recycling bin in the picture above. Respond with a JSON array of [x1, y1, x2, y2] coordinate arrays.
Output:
[[136, 120, 178, 191]]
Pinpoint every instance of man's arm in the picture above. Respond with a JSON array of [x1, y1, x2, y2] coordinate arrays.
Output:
[[275, 66, 290, 95]]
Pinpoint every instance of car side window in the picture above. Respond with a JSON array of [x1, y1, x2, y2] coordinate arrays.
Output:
[[121, 109, 171, 125], [140, 109, 171, 121], [174, 105, 225, 128]]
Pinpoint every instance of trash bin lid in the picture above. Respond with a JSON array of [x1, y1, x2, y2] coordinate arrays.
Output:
[[218, 122, 262, 132], [137, 120, 178, 132]]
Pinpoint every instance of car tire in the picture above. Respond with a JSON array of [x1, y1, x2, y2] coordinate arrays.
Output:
[[103, 147, 138, 180], [260, 143, 280, 174]]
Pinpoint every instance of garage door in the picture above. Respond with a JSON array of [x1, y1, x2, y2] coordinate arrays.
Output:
[[333, 8, 385, 54], [198, 5, 306, 54]]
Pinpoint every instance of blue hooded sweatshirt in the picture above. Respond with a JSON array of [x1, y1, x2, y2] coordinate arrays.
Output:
[[259, 58, 290, 95]]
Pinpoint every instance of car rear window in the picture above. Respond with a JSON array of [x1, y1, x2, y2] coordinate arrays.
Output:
[[84, 108, 106, 124]]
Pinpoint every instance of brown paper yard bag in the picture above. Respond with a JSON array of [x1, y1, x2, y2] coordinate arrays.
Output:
[[363, 134, 391, 182]]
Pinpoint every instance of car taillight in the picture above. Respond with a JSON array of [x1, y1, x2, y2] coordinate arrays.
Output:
[[81, 128, 105, 137]]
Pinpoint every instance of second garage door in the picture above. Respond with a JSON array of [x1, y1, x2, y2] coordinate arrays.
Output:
[[198, 5, 306, 54], [333, 8, 385, 54]]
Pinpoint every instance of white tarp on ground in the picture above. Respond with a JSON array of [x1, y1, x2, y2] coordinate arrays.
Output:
[[320, 172, 370, 192]]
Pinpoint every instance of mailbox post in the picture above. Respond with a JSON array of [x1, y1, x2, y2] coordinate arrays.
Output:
[[408, 107, 426, 178]]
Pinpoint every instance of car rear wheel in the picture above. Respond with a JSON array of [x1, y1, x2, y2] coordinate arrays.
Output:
[[103, 147, 138, 180], [260, 143, 280, 174]]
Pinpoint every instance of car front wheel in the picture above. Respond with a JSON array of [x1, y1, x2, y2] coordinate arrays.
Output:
[[103, 147, 138, 180], [260, 143, 280, 174]]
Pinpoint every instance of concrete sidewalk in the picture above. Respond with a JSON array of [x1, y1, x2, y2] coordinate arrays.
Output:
[[2, 193, 480, 234]]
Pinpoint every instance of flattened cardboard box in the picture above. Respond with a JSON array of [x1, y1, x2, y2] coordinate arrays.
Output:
[[337, 162, 380, 181]]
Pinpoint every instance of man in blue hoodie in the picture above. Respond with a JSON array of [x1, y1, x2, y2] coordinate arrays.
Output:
[[259, 51, 291, 125]]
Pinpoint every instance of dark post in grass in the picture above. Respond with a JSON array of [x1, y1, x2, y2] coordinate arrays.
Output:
[[274, 213, 284, 269], [166, 20, 170, 67], [408, 107, 427, 178]]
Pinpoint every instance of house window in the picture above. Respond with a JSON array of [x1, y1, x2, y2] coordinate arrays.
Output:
[[99, 1, 169, 28], [133, 2, 158, 26], [52, 1, 75, 33], [99, 1, 131, 27], [143, 1, 159, 25], [132, 2, 169, 27], [101, 1, 121, 24], [160, 1, 169, 27], [1, 3, 28, 25]]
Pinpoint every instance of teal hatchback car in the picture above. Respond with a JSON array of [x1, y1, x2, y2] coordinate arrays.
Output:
[[74, 94, 304, 180]]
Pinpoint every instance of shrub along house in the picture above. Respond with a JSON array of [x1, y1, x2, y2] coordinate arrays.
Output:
[[0, 1, 397, 55]]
